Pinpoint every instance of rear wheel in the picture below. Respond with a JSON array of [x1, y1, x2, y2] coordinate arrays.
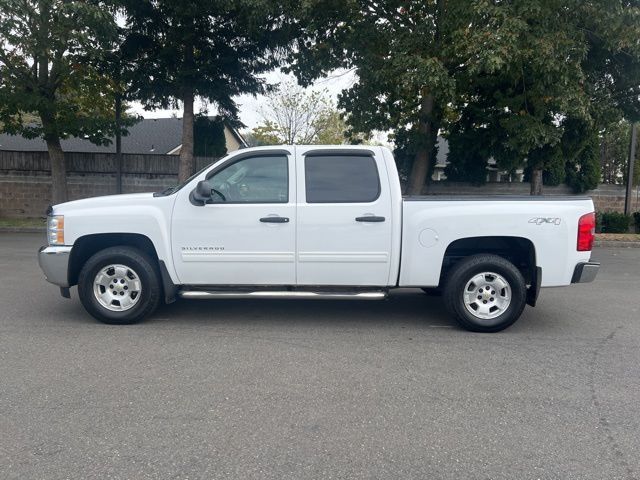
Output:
[[443, 254, 527, 332], [78, 246, 161, 324]]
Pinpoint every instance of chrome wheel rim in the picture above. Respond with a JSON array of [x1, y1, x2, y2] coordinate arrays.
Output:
[[463, 272, 511, 320], [93, 264, 142, 312]]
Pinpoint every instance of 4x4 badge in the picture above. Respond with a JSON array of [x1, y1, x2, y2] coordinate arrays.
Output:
[[529, 217, 561, 225]]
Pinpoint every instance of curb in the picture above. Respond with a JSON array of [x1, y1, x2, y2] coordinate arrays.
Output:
[[594, 241, 640, 248]]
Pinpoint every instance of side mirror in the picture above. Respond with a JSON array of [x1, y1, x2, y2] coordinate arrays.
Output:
[[192, 180, 212, 206]]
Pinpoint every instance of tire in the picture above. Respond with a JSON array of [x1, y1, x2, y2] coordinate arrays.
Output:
[[77, 246, 161, 325], [443, 254, 527, 333]]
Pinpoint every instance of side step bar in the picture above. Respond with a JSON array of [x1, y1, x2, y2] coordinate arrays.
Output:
[[178, 290, 387, 300]]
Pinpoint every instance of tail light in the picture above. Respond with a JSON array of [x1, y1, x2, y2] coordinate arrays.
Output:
[[577, 212, 595, 251]]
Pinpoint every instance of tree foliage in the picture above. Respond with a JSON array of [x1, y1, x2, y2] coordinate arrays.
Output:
[[249, 81, 351, 145], [601, 120, 640, 186], [448, 0, 640, 193], [245, 121, 283, 147], [292, 0, 640, 194], [0, 0, 119, 203], [561, 118, 601, 193], [290, 0, 467, 193], [120, 0, 298, 181], [193, 116, 228, 157]]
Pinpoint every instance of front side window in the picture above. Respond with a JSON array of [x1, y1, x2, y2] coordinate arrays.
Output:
[[305, 155, 380, 203], [206, 155, 288, 203]]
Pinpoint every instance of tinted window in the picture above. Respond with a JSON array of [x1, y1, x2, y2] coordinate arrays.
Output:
[[207, 155, 288, 203], [305, 155, 380, 203]]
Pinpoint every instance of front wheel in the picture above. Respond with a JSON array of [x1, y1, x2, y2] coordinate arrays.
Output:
[[443, 254, 527, 332], [77, 246, 161, 325]]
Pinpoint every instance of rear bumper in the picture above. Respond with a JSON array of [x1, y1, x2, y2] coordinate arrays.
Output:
[[571, 261, 600, 283], [38, 245, 72, 287]]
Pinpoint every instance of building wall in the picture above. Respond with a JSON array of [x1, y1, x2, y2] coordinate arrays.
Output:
[[223, 127, 242, 152], [1, 150, 638, 218]]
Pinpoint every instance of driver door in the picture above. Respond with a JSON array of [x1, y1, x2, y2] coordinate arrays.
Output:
[[171, 151, 296, 285]]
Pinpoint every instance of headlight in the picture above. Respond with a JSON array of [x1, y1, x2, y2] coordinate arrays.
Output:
[[47, 215, 65, 245]]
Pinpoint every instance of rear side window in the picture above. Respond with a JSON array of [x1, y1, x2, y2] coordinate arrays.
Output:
[[305, 155, 380, 203]]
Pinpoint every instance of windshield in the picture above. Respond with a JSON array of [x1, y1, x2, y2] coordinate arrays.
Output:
[[153, 155, 229, 197]]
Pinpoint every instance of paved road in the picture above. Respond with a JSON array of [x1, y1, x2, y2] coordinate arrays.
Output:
[[1, 233, 639, 480]]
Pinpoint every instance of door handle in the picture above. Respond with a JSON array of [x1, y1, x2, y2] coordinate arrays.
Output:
[[355, 216, 385, 222], [260, 216, 289, 223]]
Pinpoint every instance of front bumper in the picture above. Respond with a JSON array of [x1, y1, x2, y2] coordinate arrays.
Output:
[[38, 245, 72, 287], [571, 261, 600, 283]]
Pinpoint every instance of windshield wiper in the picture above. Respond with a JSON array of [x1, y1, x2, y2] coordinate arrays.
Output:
[[153, 185, 178, 197]]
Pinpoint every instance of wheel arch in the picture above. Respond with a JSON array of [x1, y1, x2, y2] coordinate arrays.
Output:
[[68, 233, 160, 287], [440, 236, 538, 291]]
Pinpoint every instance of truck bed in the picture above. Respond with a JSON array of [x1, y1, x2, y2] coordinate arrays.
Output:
[[398, 196, 595, 288]]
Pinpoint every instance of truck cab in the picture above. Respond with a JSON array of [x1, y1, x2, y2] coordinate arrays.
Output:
[[172, 146, 400, 287]]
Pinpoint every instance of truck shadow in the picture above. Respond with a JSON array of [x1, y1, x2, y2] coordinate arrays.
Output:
[[150, 289, 456, 330]]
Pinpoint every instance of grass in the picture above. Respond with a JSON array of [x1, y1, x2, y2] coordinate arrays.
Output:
[[0, 217, 46, 228]]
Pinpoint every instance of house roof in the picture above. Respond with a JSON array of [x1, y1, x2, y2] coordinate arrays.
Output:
[[0, 117, 246, 154]]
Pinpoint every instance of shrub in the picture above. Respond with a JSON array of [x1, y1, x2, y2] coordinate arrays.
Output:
[[634, 212, 640, 233], [600, 212, 632, 233], [595, 212, 603, 233]]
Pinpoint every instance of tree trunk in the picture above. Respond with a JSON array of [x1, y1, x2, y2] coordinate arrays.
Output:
[[115, 93, 123, 194], [40, 104, 68, 204], [624, 122, 637, 216], [407, 92, 435, 195], [599, 138, 607, 183], [45, 135, 68, 205], [178, 88, 195, 183], [530, 168, 543, 195]]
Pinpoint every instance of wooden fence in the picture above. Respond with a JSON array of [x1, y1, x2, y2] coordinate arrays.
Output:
[[0, 150, 219, 176]]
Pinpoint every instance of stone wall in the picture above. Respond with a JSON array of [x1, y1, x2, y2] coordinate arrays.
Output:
[[0, 172, 179, 218], [1, 150, 639, 217], [0, 150, 217, 218]]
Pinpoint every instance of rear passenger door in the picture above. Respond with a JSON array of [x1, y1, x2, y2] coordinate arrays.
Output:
[[295, 148, 393, 286]]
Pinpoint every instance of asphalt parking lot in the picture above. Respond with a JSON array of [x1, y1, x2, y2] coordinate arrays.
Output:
[[1, 233, 639, 480]]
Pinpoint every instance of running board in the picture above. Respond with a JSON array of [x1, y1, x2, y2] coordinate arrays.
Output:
[[178, 290, 387, 300]]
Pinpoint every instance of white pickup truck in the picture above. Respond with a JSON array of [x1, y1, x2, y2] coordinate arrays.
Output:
[[38, 145, 599, 332]]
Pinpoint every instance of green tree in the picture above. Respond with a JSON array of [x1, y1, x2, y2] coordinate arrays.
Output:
[[244, 121, 283, 147], [562, 118, 601, 193], [250, 82, 353, 145], [448, 0, 640, 194], [120, 0, 297, 182], [453, 1, 592, 194], [0, 0, 119, 204], [193, 116, 227, 157], [444, 76, 521, 184], [290, 0, 468, 194], [600, 120, 640, 185], [294, 1, 640, 195], [315, 110, 351, 145]]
